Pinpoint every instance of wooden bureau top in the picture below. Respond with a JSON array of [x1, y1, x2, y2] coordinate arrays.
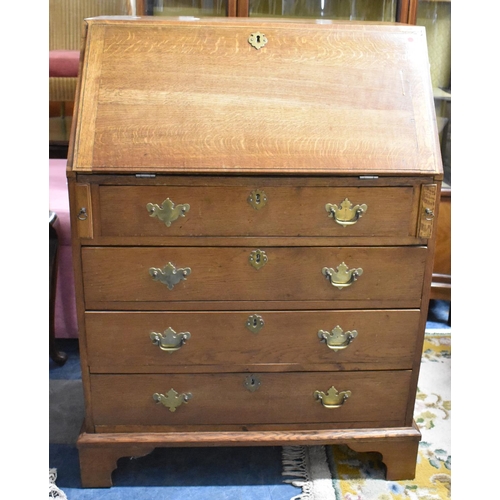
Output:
[[68, 17, 443, 178]]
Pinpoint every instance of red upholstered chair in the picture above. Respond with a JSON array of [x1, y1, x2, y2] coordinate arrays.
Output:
[[49, 0, 134, 138]]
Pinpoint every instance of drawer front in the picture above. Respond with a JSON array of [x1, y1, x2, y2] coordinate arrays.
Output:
[[82, 246, 427, 305], [85, 310, 420, 372], [98, 186, 417, 238], [90, 371, 411, 426]]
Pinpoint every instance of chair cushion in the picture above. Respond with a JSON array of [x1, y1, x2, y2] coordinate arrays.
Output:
[[49, 50, 80, 78], [49, 159, 72, 246]]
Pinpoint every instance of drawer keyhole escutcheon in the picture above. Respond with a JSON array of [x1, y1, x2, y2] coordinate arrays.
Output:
[[149, 262, 191, 290], [325, 198, 367, 227], [153, 389, 192, 412], [150, 327, 191, 352], [146, 198, 190, 227], [249, 249, 268, 270], [248, 32, 267, 50], [248, 189, 268, 210], [318, 326, 358, 351], [314, 386, 351, 408], [322, 262, 363, 289], [244, 374, 261, 392], [246, 314, 265, 333]]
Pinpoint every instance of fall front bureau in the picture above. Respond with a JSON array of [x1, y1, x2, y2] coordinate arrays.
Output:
[[67, 17, 443, 487]]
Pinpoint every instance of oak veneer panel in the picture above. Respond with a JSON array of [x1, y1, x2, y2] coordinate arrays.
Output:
[[85, 309, 420, 371], [98, 186, 417, 238], [81, 246, 427, 304], [90, 370, 411, 426], [70, 18, 441, 177]]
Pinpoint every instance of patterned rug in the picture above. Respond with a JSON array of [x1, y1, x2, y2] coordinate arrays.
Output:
[[284, 332, 451, 500]]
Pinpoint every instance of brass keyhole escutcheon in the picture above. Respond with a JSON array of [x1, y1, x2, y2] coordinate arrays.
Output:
[[244, 374, 261, 392], [248, 189, 267, 210], [248, 32, 268, 50], [246, 314, 264, 333], [249, 249, 268, 270]]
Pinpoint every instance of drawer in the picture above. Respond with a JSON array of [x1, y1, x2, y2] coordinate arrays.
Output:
[[98, 186, 417, 238], [85, 310, 420, 372], [82, 246, 427, 306], [90, 371, 412, 427]]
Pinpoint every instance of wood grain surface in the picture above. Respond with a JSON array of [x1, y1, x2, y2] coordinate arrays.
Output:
[[81, 245, 427, 304], [70, 18, 442, 177], [85, 309, 420, 372]]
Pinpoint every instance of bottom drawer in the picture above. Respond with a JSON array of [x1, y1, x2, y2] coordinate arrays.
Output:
[[90, 371, 411, 427]]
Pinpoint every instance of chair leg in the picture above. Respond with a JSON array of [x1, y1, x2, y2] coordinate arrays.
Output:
[[50, 223, 67, 366]]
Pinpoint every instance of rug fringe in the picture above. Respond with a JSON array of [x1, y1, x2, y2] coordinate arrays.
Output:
[[282, 446, 336, 500], [49, 468, 68, 500]]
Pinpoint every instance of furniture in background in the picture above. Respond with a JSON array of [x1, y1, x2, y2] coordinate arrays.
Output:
[[67, 18, 443, 487], [50, 159, 78, 339], [138, 0, 419, 22], [430, 188, 451, 323], [416, 0, 451, 317], [49, 211, 67, 365], [50, 0, 420, 158], [49, 0, 134, 157]]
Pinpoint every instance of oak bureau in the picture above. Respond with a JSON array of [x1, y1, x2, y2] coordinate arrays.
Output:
[[67, 16, 443, 487]]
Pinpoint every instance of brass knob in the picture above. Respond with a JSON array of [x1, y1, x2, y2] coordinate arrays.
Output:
[[318, 326, 358, 351], [150, 327, 191, 352], [325, 198, 367, 227], [314, 386, 351, 408], [322, 262, 363, 289]]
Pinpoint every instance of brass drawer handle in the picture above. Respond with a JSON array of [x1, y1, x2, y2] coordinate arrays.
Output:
[[322, 262, 363, 289], [150, 327, 191, 352], [146, 198, 190, 227], [424, 207, 435, 220], [325, 198, 367, 227], [153, 389, 192, 412], [77, 207, 88, 221], [318, 326, 358, 351], [149, 262, 191, 290], [314, 386, 351, 409]]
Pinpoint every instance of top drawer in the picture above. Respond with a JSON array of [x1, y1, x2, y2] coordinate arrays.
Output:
[[97, 185, 418, 239]]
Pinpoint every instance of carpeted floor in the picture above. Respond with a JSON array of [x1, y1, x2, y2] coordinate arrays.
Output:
[[49, 300, 451, 499]]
